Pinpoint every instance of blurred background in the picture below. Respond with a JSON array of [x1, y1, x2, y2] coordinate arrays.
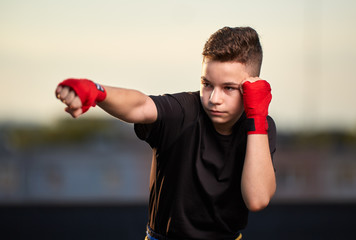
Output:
[[1, 0, 356, 239]]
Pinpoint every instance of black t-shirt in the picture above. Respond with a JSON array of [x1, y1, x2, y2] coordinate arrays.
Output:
[[135, 91, 276, 240]]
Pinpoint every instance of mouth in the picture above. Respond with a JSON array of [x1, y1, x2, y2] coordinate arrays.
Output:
[[209, 110, 225, 116]]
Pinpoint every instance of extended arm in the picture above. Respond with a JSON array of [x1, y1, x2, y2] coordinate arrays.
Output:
[[97, 86, 157, 123], [55, 79, 157, 124]]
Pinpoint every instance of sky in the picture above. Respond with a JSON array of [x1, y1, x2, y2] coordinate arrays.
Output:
[[1, 0, 356, 132]]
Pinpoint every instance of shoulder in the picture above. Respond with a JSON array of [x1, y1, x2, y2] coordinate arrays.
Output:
[[134, 91, 200, 144], [267, 116, 276, 134], [267, 115, 277, 156], [150, 91, 200, 118], [150, 91, 200, 106], [135, 92, 200, 140]]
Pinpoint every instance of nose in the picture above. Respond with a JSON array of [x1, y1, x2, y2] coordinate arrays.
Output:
[[209, 89, 223, 105]]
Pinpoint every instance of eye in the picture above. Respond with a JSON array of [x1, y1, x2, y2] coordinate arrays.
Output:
[[224, 86, 236, 91], [201, 81, 212, 88]]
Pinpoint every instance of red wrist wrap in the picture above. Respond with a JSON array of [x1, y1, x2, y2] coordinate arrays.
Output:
[[58, 78, 106, 113], [242, 80, 272, 134]]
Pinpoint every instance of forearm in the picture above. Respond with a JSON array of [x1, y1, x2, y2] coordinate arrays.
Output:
[[241, 134, 276, 212], [97, 86, 157, 124]]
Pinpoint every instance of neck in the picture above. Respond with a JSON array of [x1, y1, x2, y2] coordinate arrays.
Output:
[[213, 123, 233, 135], [213, 112, 244, 135]]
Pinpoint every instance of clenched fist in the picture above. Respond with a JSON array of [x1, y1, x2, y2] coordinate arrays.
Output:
[[55, 78, 106, 118]]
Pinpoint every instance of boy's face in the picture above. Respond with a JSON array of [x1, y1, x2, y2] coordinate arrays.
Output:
[[200, 58, 249, 135]]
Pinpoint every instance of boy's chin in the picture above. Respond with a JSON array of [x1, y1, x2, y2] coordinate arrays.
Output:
[[210, 118, 230, 127]]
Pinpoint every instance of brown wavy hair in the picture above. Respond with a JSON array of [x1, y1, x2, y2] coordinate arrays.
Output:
[[202, 26, 263, 77]]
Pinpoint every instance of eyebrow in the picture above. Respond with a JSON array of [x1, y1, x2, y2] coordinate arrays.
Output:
[[201, 77, 240, 86], [222, 82, 240, 86], [201, 76, 209, 82]]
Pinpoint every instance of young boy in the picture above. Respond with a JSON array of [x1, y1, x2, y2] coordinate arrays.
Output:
[[55, 26, 276, 240]]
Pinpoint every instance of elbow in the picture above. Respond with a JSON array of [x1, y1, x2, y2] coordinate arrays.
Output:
[[242, 176, 276, 212], [244, 187, 276, 212], [245, 197, 271, 212]]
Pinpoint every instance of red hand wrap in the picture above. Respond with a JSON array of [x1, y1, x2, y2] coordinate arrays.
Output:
[[58, 78, 106, 113], [242, 80, 272, 134]]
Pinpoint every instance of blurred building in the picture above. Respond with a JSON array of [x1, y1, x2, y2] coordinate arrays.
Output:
[[274, 138, 356, 202], [0, 119, 151, 204], [1, 119, 356, 204]]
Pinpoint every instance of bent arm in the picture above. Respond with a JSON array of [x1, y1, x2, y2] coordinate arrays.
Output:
[[98, 86, 157, 124], [241, 134, 276, 212]]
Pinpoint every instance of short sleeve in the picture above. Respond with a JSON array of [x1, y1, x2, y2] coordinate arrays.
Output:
[[267, 116, 277, 159], [134, 92, 200, 149]]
